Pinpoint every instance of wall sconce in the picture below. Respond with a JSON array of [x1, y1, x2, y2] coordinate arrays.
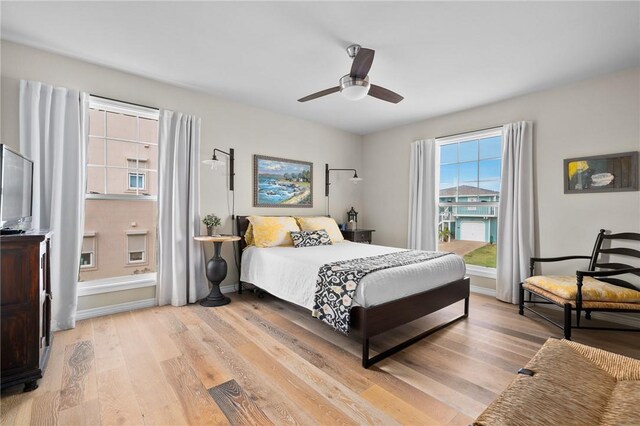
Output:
[[325, 163, 363, 196], [325, 163, 363, 216], [203, 148, 235, 191]]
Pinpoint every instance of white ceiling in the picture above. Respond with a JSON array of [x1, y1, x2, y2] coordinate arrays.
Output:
[[2, 2, 639, 135]]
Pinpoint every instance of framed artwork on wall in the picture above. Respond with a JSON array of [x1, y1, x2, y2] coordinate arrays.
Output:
[[563, 151, 638, 194], [253, 155, 313, 207]]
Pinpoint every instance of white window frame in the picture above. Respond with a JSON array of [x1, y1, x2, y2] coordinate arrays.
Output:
[[126, 231, 148, 265], [128, 172, 146, 190], [79, 96, 159, 294], [80, 232, 97, 270], [436, 127, 502, 278], [87, 96, 159, 200]]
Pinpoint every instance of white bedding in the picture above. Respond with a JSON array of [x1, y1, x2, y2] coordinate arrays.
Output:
[[240, 242, 466, 310]]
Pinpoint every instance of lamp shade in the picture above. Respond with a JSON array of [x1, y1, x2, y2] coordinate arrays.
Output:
[[202, 158, 225, 170]]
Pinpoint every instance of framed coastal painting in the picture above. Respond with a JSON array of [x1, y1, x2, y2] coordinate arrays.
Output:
[[564, 151, 638, 194], [253, 155, 313, 207]]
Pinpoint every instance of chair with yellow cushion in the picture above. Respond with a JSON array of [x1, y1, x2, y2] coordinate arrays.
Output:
[[519, 229, 640, 339]]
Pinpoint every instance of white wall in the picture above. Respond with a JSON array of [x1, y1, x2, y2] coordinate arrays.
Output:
[[361, 68, 640, 289], [1, 40, 364, 309]]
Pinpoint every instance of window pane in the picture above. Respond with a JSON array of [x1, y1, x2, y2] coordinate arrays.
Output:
[[80, 253, 92, 266], [86, 166, 105, 194], [459, 140, 478, 162], [139, 118, 158, 143], [106, 111, 137, 140], [440, 144, 457, 164], [459, 162, 477, 182], [480, 136, 502, 159], [106, 167, 129, 195], [145, 171, 157, 196], [458, 182, 479, 198], [479, 159, 501, 181], [479, 180, 501, 193], [89, 109, 105, 137], [107, 139, 139, 168], [439, 164, 458, 184], [129, 252, 144, 262], [87, 137, 105, 165]]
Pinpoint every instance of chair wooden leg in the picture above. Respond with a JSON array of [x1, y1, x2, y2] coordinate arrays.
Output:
[[518, 282, 525, 315], [563, 304, 572, 340]]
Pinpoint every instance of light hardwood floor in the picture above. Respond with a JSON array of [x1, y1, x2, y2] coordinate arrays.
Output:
[[2, 292, 639, 425]]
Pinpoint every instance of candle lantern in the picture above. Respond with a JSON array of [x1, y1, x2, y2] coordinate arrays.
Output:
[[346, 207, 358, 230]]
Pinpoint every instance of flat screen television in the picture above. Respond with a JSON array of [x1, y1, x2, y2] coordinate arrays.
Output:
[[0, 144, 34, 231]]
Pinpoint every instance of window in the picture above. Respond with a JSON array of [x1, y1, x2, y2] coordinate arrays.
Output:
[[126, 232, 147, 264], [127, 159, 147, 191], [437, 128, 502, 274], [80, 233, 96, 269], [79, 96, 158, 286]]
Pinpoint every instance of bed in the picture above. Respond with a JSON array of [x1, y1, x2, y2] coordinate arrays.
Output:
[[236, 215, 470, 368]]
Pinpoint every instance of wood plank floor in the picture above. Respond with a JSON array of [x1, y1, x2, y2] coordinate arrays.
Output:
[[2, 292, 639, 425]]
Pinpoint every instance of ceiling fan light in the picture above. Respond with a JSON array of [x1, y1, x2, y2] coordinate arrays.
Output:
[[339, 75, 370, 101]]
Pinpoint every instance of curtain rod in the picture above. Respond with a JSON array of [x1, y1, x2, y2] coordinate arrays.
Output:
[[90, 94, 159, 111], [436, 125, 502, 140]]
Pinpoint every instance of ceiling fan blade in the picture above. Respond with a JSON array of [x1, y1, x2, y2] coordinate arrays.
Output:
[[350, 48, 375, 79], [297, 86, 340, 102], [368, 84, 404, 104]]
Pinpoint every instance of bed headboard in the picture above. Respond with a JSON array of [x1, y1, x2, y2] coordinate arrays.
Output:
[[235, 214, 329, 253], [236, 215, 251, 253]]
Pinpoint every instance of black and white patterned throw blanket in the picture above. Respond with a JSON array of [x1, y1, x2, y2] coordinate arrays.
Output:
[[312, 250, 452, 334]]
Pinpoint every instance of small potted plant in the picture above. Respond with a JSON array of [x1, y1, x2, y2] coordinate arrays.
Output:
[[202, 214, 222, 236]]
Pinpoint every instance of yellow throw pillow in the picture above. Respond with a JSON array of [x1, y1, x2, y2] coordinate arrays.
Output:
[[296, 216, 344, 243], [244, 223, 255, 247], [248, 216, 300, 248]]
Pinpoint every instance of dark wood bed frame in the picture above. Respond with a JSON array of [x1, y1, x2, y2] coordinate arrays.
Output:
[[235, 216, 470, 368]]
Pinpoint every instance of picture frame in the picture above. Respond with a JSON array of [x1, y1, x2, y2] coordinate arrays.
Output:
[[563, 151, 638, 194], [253, 155, 313, 207]]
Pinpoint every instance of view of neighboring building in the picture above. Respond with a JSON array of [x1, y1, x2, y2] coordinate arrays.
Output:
[[437, 131, 502, 269], [79, 98, 159, 283], [439, 185, 499, 244]]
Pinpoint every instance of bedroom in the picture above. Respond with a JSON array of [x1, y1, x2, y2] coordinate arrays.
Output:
[[1, 1, 639, 425]]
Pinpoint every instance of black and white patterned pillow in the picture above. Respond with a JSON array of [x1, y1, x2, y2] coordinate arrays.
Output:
[[290, 229, 333, 248]]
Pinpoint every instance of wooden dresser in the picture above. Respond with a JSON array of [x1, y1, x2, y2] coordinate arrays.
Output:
[[1, 231, 52, 392]]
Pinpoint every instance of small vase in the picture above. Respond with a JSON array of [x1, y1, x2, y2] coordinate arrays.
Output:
[[207, 226, 214, 236]]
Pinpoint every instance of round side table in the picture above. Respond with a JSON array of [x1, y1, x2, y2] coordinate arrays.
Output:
[[194, 235, 240, 307]]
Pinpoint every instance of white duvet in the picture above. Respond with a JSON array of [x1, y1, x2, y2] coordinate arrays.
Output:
[[240, 242, 466, 310]]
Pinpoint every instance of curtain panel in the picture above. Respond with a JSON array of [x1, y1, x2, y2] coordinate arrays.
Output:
[[19, 80, 88, 330], [157, 110, 207, 306], [496, 121, 534, 304], [407, 139, 438, 251]]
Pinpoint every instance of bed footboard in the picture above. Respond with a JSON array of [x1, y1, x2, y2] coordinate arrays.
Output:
[[350, 277, 470, 368]]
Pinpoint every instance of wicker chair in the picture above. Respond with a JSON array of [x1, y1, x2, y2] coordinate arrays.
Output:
[[519, 229, 640, 339], [474, 338, 640, 425]]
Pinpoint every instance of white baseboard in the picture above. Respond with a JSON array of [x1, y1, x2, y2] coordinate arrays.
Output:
[[76, 298, 157, 321], [470, 285, 497, 297]]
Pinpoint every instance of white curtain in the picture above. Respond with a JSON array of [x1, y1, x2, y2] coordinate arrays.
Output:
[[497, 121, 534, 304], [19, 80, 88, 330], [407, 139, 438, 251], [157, 110, 207, 306]]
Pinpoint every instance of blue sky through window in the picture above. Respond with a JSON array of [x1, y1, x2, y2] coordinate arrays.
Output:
[[439, 135, 502, 194]]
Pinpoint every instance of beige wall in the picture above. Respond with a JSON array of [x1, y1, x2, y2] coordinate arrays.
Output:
[[361, 68, 640, 289], [1, 40, 364, 309]]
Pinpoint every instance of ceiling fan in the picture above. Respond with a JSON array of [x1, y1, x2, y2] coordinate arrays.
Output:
[[297, 44, 404, 104]]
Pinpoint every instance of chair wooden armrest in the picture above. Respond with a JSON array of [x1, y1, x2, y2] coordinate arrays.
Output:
[[528, 256, 592, 277], [577, 268, 640, 278]]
